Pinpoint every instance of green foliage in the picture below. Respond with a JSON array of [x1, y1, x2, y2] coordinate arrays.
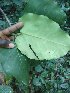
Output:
[[31, 59, 70, 93], [24, 0, 66, 24], [16, 13, 70, 60], [0, 0, 70, 93], [0, 0, 27, 29], [0, 85, 13, 93], [0, 48, 29, 93]]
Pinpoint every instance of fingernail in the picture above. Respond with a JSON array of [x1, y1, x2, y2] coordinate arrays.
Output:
[[8, 43, 15, 48]]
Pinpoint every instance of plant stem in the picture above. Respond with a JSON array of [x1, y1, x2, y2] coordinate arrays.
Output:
[[0, 7, 11, 26]]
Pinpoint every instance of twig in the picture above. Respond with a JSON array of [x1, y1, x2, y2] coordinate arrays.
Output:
[[0, 7, 11, 26]]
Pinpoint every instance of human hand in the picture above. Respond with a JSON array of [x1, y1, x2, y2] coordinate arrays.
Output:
[[0, 22, 23, 48]]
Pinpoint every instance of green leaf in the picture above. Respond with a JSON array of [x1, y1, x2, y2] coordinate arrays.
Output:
[[0, 48, 29, 92], [0, 85, 13, 93], [0, 63, 4, 73], [41, 71, 48, 78], [16, 13, 70, 60], [60, 83, 69, 89], [33, 77, 41, 86], [35, 65, 43, 73], [24, 0, 66, 24], [13, 0, 26, 6]]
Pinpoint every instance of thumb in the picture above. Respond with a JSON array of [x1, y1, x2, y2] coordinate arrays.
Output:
[[0, 39, 15, 48]]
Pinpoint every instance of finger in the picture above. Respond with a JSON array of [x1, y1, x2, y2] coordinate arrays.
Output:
[[8, 36, 15, 41], [1, 22, 23, 36], [0, 39, 15, 48], [0, 35, 10, 41]]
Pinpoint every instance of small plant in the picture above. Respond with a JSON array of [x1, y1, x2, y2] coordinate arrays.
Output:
[[0, 0, 70, 93]]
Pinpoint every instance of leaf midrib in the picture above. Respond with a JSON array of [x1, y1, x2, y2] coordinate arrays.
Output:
[[22, 33, 69, 47]]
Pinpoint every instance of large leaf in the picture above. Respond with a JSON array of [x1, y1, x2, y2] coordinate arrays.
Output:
[[0, 48, 29, 92], [16, 13, 70, 60], [24, 0, 66, 24]]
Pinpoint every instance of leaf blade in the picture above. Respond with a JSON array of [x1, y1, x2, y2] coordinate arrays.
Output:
[[16, 13, 70, 60]]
